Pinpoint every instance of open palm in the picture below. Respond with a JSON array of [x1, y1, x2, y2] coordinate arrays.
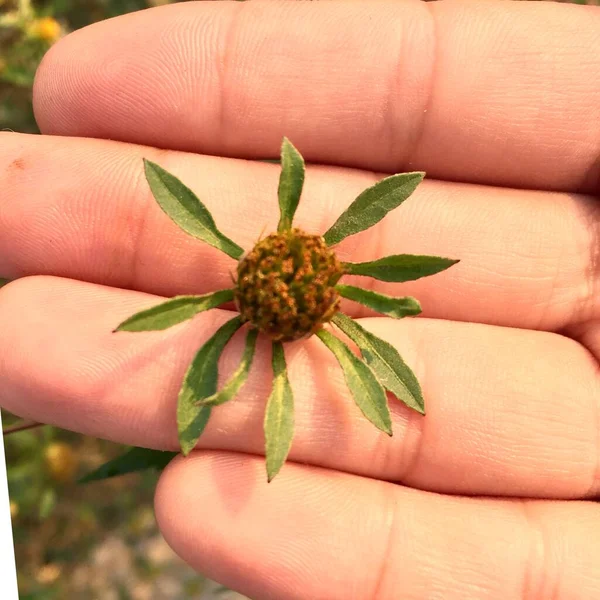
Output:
[[1, 1, 599, 598]]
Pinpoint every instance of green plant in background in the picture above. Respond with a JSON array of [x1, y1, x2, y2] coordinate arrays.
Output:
[[0, 0, 63, 132], [0, 1, 62, 76], [90, 138, 458, 483], [3, 415, 211, 599], [0, 0, 165, 133]]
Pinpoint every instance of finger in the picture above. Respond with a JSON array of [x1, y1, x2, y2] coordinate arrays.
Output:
[[568, 320, 600, 364], [33, 1, 600, 192], [155, 452, 600, 600], [1, 276, 598, 499], [2, 133, 599, 331]]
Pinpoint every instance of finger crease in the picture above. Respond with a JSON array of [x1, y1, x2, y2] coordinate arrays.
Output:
[[584, 202, 600, 320], [396, 1, 439, 169], [519, 501, 557, 600], [127, 156, 155, 292], [586, 344, 600, 497], [370, 487, 398, 600], [217, 1, 245, 146]]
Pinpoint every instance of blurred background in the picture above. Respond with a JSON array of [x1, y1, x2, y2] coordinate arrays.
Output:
[[3, 416, 234, 599], [0, 0, 177, 134], [0, 0, 596, 598]]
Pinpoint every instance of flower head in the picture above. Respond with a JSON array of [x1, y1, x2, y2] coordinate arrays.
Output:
[[113, 138, 459, 481], [236, 228, 343, 341]]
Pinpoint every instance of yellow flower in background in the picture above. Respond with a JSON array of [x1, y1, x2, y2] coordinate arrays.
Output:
[[27, 17, 62, 43], [44, 442, 78, 482], [9, 501, 19, 519]]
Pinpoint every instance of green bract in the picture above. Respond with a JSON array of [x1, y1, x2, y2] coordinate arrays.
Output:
[[85, 137, 459, 483]]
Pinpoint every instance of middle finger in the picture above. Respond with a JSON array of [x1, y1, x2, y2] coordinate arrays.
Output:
[[0, 133, 597, 331]]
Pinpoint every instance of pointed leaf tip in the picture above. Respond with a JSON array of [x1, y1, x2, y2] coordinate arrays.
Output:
[[323, 171, 425, 247], [78, 447, 177, 483], [316, 328, 392, 436], [336, 284, 422, 319], [344, 255, 459, 283], [277, 138, 305, 232], [177, 316, 244, 455], [332, 313, 424, 414], [264, 342, 295, 482], [115, 289, 235, 332], [143, 159, 244, 260]]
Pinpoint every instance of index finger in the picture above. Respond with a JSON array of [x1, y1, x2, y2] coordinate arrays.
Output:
[[33, 0, 600, 192]]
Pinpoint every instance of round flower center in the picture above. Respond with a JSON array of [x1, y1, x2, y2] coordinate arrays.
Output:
[[235, 229, 344, 342]]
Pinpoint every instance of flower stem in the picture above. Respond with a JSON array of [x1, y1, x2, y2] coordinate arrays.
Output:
[[2, 419, 43, 436]]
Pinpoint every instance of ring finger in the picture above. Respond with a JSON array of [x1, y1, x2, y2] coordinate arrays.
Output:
[[0, 276, 598, 499]]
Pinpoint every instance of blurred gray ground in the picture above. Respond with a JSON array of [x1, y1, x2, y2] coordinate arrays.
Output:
[[73, 533, 249, 600]]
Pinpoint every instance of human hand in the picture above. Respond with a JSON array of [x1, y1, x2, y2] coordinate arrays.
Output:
[[1, 1, 599, 598]]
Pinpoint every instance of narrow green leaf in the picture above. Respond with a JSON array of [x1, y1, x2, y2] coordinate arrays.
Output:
[[78, 447, 178, 483], [39, 488, 57, 520], [277, 137, 305, 232], [264, 342, 295, 482], [323, 171, 425, 247], [336, 284, 421, 319], [144, 159, 244, 260], [0, 278, 10, 288], [197, 329, 259, 407], [332, 313, 424, 414], [177, 316, 244, 455], [115, 289, 234, 332], [316, 328, 392, 435], [344, 254, 459, 283]]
